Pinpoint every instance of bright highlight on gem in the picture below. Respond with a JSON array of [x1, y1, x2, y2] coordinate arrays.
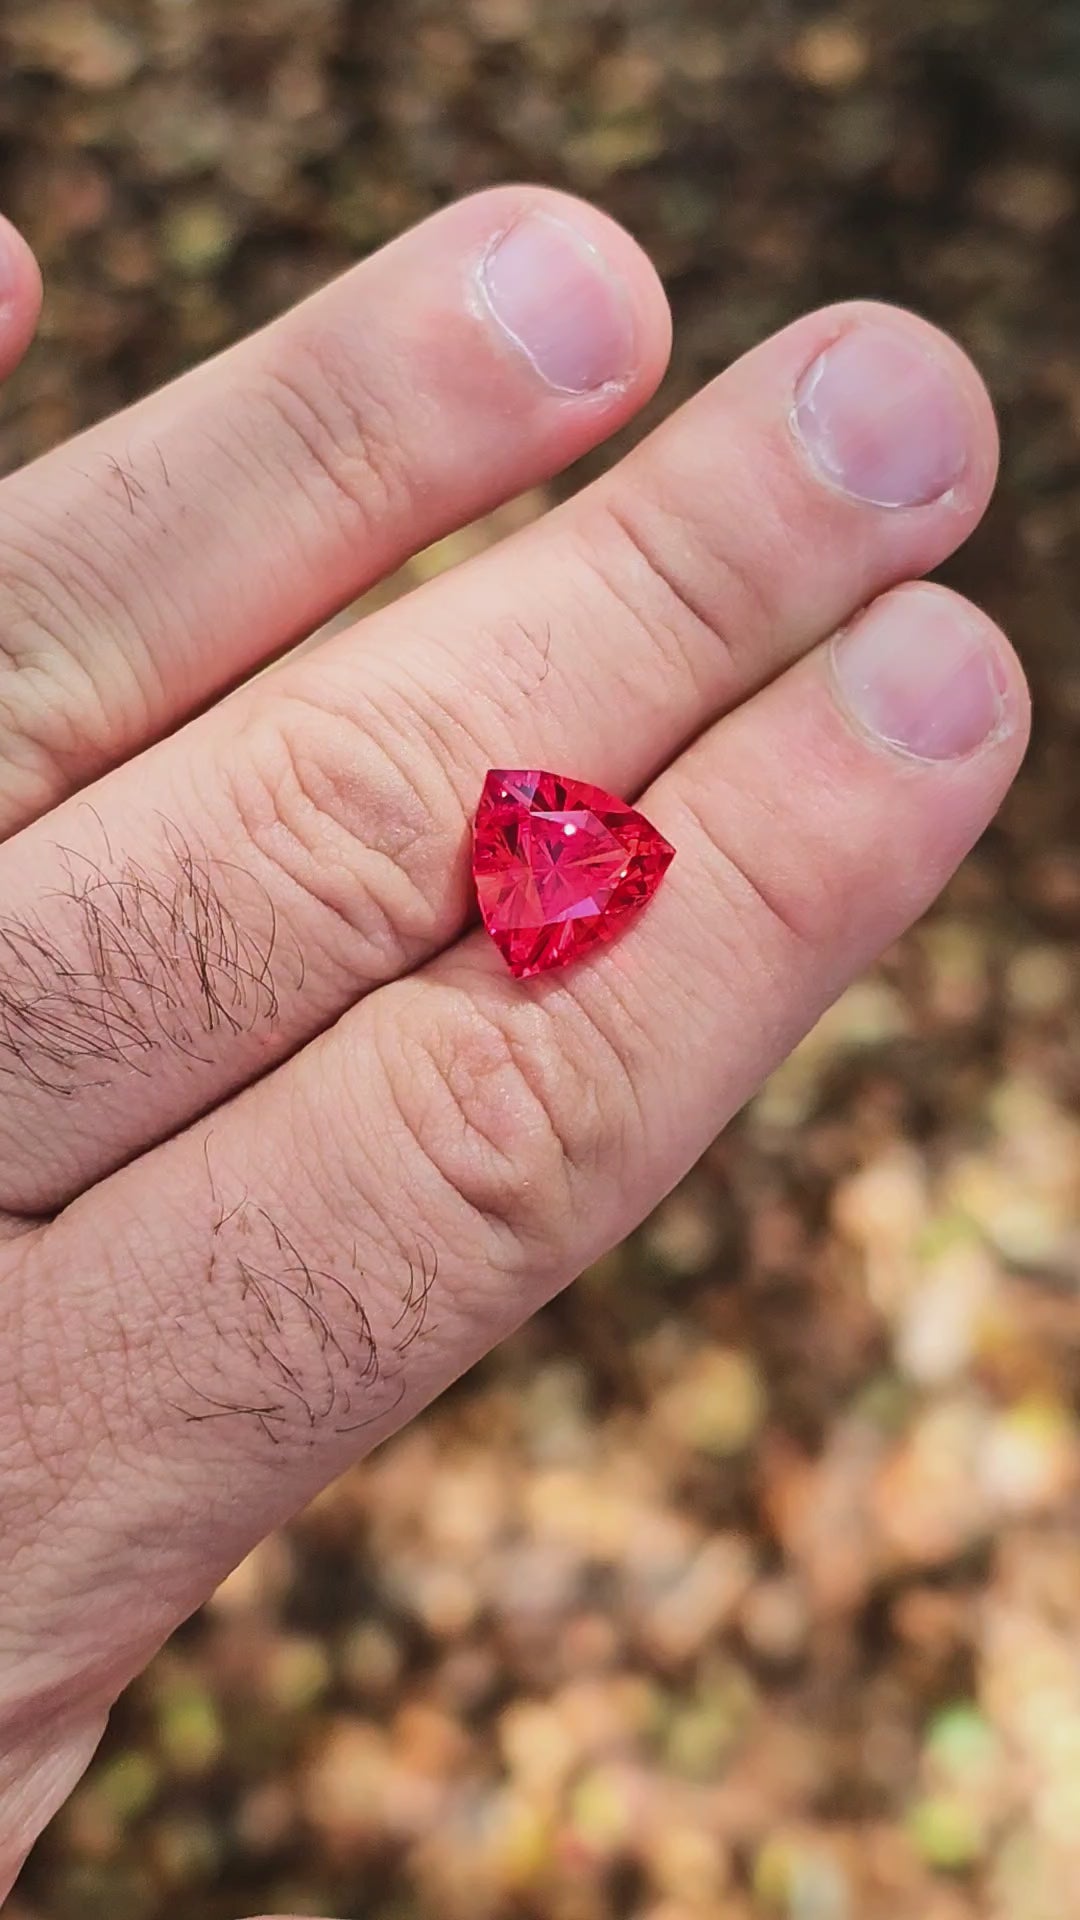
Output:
[[471, 768, 676, 980]]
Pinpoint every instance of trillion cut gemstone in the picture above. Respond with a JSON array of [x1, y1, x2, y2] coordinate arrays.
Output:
[[472, 769, 676, 980]]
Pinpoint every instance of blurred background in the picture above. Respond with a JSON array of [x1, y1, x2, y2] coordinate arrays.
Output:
[[3, 2, 1079, 1918]]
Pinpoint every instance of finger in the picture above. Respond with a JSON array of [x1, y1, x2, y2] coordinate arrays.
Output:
[[0, 214, 42, 386], [4, 586, 1028, 1805], [0, 185, 670, 833], [0, 303, 998, 1210]]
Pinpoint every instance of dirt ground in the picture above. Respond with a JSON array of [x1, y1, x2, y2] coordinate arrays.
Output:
[[3, 3, 1080, 1917]]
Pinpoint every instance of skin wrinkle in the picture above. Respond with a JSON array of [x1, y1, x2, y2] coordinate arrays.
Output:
[[255, 352, 402, 538], [221, 689, 454, 989], [0, 819, 298, 1102]]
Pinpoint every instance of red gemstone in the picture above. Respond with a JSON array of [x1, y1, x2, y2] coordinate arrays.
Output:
[[472, 769, 676, 980]]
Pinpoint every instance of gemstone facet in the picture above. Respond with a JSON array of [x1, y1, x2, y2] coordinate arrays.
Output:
[[472, 769, 676, 980]]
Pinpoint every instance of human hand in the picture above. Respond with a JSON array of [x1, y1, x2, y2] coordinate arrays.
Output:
[[0, 186, 1027, 1902]]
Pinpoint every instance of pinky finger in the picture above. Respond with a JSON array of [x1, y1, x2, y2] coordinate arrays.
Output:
[[0, 214, 42, 383]]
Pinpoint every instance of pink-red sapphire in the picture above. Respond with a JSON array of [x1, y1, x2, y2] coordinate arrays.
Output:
[[472, 769, 675, 980]]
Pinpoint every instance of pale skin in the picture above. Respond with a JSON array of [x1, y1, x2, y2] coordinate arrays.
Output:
[[0, 186, 1029, 1912]]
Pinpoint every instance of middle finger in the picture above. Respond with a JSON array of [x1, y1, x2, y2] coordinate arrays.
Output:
[[0, 302, 996, 1212]]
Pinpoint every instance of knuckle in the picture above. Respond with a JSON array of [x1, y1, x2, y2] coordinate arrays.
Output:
[[676, 781, 843, 956], [223, 676, 469, 986], [588, 472, 778, 697], [0, 534, 126, 821], [253, 321, 411, 534], [373, 977, 633, 1268]]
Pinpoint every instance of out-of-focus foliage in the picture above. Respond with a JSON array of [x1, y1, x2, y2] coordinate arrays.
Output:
[[3, 2, 1079, 1918]]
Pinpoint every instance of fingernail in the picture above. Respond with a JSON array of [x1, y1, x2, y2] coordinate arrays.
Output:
[[831, 588, 1010, 761], [793, 326, 970, 507], [480, 212, 636, 395]]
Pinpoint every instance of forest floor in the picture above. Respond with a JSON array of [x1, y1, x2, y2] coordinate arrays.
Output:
[[3, 4, 1080, 1918]]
